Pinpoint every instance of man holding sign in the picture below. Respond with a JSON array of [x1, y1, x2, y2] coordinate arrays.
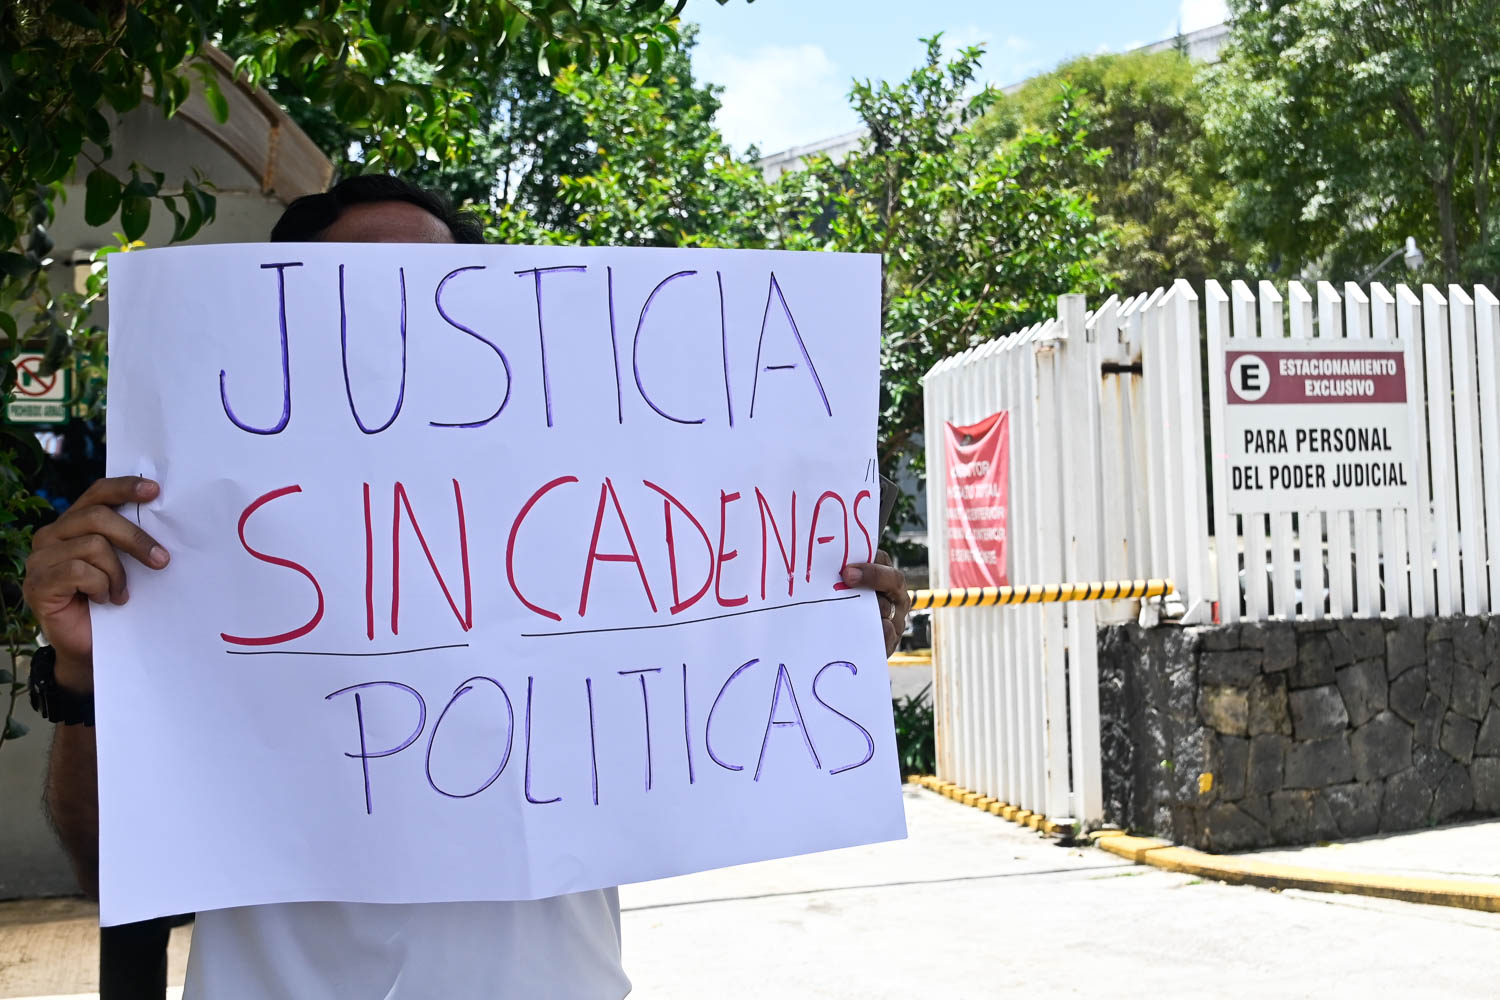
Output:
[[22, 176, 911, 998]]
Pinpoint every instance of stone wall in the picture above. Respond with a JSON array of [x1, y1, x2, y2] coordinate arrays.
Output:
[[1098, 617, 1500, 851]]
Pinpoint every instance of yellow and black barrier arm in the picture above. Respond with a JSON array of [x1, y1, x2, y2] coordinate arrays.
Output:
[[907, 579, 1173, 611]]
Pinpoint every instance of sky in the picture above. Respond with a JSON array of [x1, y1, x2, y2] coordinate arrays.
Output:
[[689, 0, 1230, 154]]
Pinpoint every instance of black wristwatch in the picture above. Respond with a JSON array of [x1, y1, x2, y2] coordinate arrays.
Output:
[[27, 646, 95, 726]]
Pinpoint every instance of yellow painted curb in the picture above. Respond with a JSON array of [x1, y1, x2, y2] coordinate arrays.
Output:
[[906, 776, 1070, 838], [1095, 834, 1500, 914], [1095, 834, 1173, 864]]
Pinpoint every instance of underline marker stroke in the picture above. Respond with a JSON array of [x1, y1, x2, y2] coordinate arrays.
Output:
[[225, 643, 471, 658]]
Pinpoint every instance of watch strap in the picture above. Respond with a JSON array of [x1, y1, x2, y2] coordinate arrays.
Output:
[[27, 646, 95, 726]]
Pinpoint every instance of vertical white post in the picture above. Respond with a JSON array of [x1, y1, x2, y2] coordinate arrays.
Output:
[[1424, 285, 1461, 616], [1342, 283, 1384, 617], [1171, 280, 1213, 622], [1021, 328, 1046, 812], [1002, 332, 1025, 806], [1474, 285, 1500, 611], [1205, 281, 1240, 623], [1288, 282, 1323, 619], [1095, 298, 1132, 593], [1447, 285, 1487, 614], [973, 337, 1004, 801], [1397, 285, 1432, 617], [1060, 293, 1102, 822], [954, 346, 981, 792], [923, 357, 954, 778], [1237, 282, 1273, 621], [1140, 288, 1170, 582], [1317, 282, 1354, 618], [1370, 283, 1410, 616], [1123, 297, 1154, 582], [1033, 318, 1071, 822]]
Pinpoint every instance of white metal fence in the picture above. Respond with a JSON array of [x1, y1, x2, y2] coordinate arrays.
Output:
[[920, 280, 1500, 825], [922, 291, 1202, 825]]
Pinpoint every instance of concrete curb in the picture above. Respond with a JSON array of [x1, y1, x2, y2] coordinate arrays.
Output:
[[905, 775, 1070, 837], [1092, 831, 1500, 913]]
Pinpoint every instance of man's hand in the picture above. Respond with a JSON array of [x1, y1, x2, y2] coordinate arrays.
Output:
[[841, 550, 911, 657], [22, 476, 170, 693]]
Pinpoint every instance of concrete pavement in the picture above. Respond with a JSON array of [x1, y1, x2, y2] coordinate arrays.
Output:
[[5, 786, 1499, 998], [618, 785, 1500, 998]]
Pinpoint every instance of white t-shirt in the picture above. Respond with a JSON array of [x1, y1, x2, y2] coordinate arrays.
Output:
[[182, 891, 630, 998]]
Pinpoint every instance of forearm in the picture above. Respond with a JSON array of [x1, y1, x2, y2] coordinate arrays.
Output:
[[46, 721, 100, 898]]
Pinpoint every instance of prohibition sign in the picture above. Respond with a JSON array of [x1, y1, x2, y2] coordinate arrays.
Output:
[[14, 356, 59, 398]]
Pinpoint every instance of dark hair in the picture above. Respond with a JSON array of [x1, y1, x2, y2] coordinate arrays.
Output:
[[271, 174, 486, 243]]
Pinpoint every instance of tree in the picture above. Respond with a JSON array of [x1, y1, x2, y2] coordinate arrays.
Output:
[[795, 38, 1109, 539], [1206, 0, 1500, 285], [269, 16, 725, 232], [0, 0, 741, 747], [540, 61, 777, 247], [988, 48, 1244, 293]]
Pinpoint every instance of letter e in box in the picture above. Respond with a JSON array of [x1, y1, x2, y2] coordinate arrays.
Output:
[[1228, 354, 1270, 402]]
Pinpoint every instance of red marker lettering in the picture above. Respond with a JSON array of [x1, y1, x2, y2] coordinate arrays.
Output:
[[755, 487, 797, 600], [221, 485, 325, 646], [391, 479, 473, 635], [578, 477, 658, 617], [507, 475, 578, 622], [806, 490, 850, 590], [715, 490, 748, 607], [644, 480, 714, 615]]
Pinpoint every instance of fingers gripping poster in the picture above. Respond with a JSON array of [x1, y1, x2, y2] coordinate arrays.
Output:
[[95, 244, 905, 925]]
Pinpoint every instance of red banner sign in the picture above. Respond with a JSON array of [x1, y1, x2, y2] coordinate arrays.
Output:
[[944, 411, 1009, 588]]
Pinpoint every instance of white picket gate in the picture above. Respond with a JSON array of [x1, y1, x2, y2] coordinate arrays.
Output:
[[920, 280, 1500, 826], [922, 290, 1207, 824]]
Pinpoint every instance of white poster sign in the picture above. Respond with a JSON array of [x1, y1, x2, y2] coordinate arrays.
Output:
[[1220, 338, 1419, 514], [95, 243, 904, 926]]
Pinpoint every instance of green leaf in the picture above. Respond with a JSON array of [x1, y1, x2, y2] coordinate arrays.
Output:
[[0, 312, 16, 340], [203, 77, 230, 124], [0, 668, 12, 685], [50, 0, 101, 30], [120, 194, 151, 242], [165, 197, 188, 242], [0, 253, 37, 278], [198, 188, 217, 225], [4, 716, 29, 741], [84, 168, 123, 227], [369, 0, 397, 33]]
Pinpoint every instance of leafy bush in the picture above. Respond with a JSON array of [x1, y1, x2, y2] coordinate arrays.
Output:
[[892, 683, 935, 776]]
